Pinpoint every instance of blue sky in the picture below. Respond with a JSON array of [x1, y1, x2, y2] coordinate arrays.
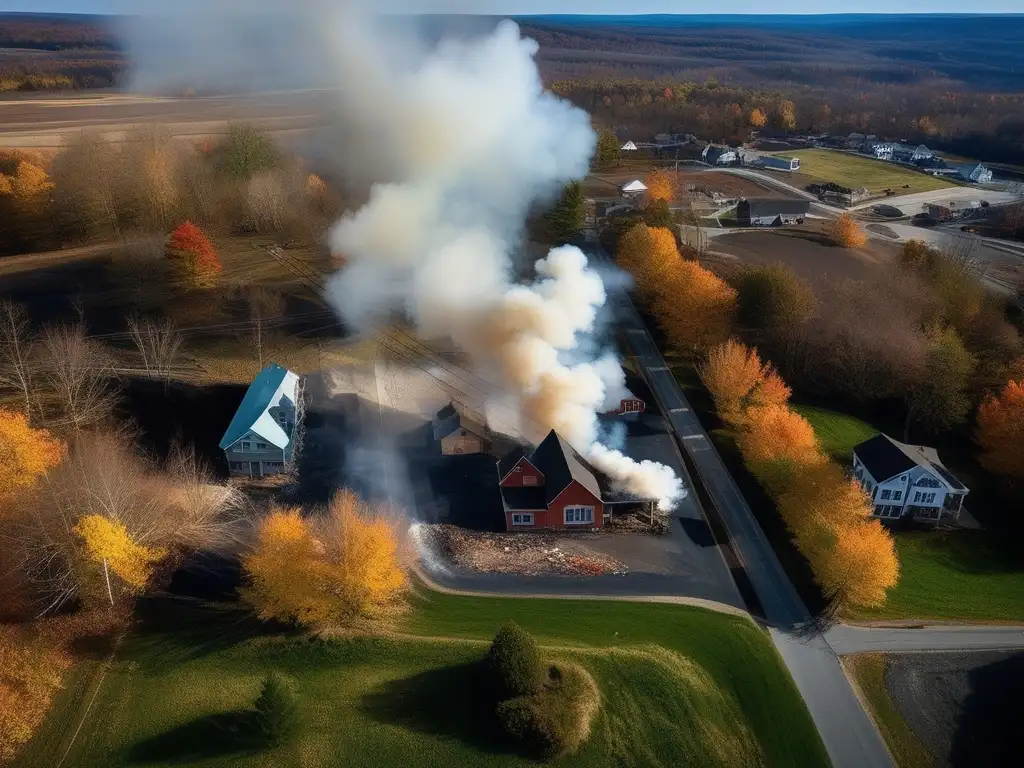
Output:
[[3, 1, 1023, 14]]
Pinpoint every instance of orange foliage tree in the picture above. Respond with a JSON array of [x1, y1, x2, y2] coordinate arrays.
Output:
[[739, 404, 823, 467], [975, 379, 1024, 481], [697, 339, 786, 426], [644, 168, 677, 205], [167, 221, 222, 289], [749, 108, 767, 128], [653, 261, 737, 353], [9, 161, 54, 202], [242, 491, 406, 627], [823, 519, 901, 608], [0, 409, 65, 509], [825, 213, 867, 248], [615, 223, 681, 303]]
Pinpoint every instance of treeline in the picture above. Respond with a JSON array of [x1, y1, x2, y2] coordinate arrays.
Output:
[[0, 123, 342, 256], [552, 77, 1024, 166], [0, 13, 120, 51]]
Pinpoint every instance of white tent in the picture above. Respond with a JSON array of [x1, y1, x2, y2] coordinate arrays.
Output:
[[620, 179, 648, 194], [621, 141, 638, 151]]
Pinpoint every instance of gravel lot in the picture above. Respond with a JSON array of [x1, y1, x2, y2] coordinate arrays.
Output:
[[885, 650, 1024, 768]]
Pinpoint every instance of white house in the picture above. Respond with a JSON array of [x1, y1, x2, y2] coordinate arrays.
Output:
[[219, 363, 301, 477], [702, 144, 738, 165], [851, 434, 968, 525], [619, 179, 648, 197], [621, 140, 638, 151]]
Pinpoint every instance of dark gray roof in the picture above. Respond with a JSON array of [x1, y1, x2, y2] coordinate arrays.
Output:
[[500, 486, 548, 511], [740, 198, 811, 217], [433, 401, 489, 441], [854, 434, 917, 481], [497, 445, 528, 482], [530, 430, 602, 505]]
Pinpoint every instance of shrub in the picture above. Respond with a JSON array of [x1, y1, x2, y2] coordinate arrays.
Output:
[[166, 221, 221, 288], [825, 213, 867, 248], [488, 622, 544, 699], [253, 672, 299, 746]]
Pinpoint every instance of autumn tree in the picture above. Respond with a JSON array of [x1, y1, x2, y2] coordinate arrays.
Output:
[[772, 100, 797, 132], [698, 339, 782, 426], [976, 378, 1024, 482], [592, 127, 620, 170], [242, 490, 406, 628], [120, 123, 180, 229], [0, 410, 65, 509], [905, 327, 974, 439], [50, 129, 123, 238], [739, 404, 822, 467], [644, 168, 677, 205], [825, 213, 867, 248], [821, 519, 900, 609], [615, 223, 681, 303], [8, 161, 53, 204], [74, 515, 165, 605], [167, 221, 222, 289], [748, 108, 767, 128], [544, 181, 585, 245], [653, 261, 737, 353], [734, 263, 816, 337], [221, 122, 279, 181]]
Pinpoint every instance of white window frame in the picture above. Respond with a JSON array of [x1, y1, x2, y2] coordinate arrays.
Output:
[[874, 505, 901, 519], [564, 506, 595, 525], [511, 513, 534, 526], [914, 491, 922, 503], [893, 490, 902, 501]]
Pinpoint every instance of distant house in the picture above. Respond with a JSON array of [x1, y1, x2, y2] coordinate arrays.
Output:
[[759, 155, 801, 172], [925, 200, 983, 221], [701, 144, 738, 165], [619, 179, 648, 197], [846, 132, 866, 148], [219, 363, 301, 478], [496, 430, 654, 531], [737, 198, 810, 226], [852, 434, 968, 525], [956, 163, 993, 184], [621, 140, 638, 151], [604, 396, 645, 419], [866, 142, 894, 161], [434, 401, 492, 455]]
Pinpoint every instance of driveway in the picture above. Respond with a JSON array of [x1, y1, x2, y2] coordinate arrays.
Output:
[[826, 625, 1024, 654]]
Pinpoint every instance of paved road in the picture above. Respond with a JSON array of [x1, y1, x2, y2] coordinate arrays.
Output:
[[826, 625, 1024, 654]]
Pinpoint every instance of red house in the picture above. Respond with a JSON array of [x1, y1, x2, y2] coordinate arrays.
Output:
[[605, 397, 645, 417], [497, 431, 605, 531]]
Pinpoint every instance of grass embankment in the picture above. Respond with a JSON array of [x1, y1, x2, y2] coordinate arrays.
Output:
[[843, 654, 934, 768], [783, 149, 954, 195], [19, 592, 828, 768], [797, 405, 1024, 623]]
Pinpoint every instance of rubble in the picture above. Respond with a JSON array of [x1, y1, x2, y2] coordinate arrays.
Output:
[[420, 525, 628, 577]]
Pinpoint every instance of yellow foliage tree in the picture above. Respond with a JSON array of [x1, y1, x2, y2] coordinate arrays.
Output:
[[73, 514, 165, 597], [975, 378, 1024, 481], [821, 519, 900, 608], [739, 404, 823, 467], [825, 213, 867, 248], [644, 169, 677, 204], [749, 108, 767, 128], [9, 161, 54, 201], [697, 340, 778, 426], [0, 409, 65, 508], [242, 492, 406, 628], [653, 261, 737, 353], [748, 368, 791, 409], [0, 173, 11, 195], [615, 223, 681, 304]]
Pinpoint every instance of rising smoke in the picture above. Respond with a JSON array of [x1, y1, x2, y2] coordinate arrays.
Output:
[[323, 14, 685, 509]]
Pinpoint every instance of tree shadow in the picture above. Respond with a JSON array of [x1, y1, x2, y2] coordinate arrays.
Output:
[[359, 660, 508, 755], [128, 710, 264, 764], [950, 652, 1024, 768]]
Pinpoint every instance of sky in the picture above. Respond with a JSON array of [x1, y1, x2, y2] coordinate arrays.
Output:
[[2, 1, 1022, 15]]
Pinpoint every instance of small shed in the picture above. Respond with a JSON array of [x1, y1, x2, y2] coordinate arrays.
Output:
[[434, 402, 492, 455], [621, 141, 638, 151], [620, 179, 648, 197]]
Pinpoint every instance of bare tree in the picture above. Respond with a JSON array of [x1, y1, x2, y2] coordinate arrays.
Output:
[[126, 315, 184, 387], [164, 441, 245, 550], [244, 286, 285, 370], [0, 299, 36, 417], [38, 323, 119, 432]]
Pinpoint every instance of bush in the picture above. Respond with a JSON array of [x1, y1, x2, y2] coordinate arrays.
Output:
[[253, 672, 300, 746], [488, 622, 544, 699], [495, 664, 596, 760]]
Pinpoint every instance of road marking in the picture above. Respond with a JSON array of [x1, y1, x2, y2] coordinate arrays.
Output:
[[626, 328, 645, 335], [681, 434, 706, 440], [669, 407, 689, 413], [647, 366, 669, 372]]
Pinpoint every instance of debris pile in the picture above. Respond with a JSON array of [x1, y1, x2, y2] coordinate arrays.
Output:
[[422, 525, 627, 577], [606, 510, 671, 536]]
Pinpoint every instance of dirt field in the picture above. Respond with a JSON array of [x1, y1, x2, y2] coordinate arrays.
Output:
[[705, 229, 902, 283], [679, 169, 788, 200], [780, 148, 955, 195]]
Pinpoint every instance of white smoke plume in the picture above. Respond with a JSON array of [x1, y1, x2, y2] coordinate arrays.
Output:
[[324, 16, 685, 510]]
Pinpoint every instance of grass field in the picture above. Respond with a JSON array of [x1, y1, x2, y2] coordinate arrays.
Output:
[[18, 591, 828, 768], [842, 654, 935, 768], [845, 531, 1024, 623], [792, 405, 880, 462], [782, 149, 954, 195]]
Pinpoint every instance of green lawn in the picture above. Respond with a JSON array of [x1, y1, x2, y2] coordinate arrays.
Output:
[[784, 149, 954, 195], [842, 654, 935, 768], [793, 405, 880, 462], [845, 531, 1024, 623], [19, 592, 828, 768]]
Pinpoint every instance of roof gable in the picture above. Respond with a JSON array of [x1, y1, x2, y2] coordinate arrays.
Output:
[[434, 401, 489, 441], [853, 433, 967, 492], [621, 179, 647, 192], [529, 431, 602, 505], [219, 363, 299, 450]]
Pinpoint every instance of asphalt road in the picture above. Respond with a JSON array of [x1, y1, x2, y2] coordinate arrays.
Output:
[[826, 625, 1024, 654]]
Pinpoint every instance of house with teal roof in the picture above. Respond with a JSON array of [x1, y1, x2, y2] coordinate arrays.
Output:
[[219, 363, 301, 477]]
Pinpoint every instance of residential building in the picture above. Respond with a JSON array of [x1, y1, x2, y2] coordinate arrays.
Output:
[[758, 155, 801, 172], [433, 401, 492, 455], [737, 198, 810, 226], [620, 179, 648, 197], [701, 144, 738, 165], [956, 163, 993, 184], [621, 140, 638, 151], [852, 434, 968, 525], [496, 430, 655, 531], [219, 363, 301, 477], [846, 132, 866, 148]]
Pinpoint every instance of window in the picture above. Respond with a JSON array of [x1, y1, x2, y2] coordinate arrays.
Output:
[[564, 506, 595, 525], [256, 442, 268, 450], [241, 441, 251, 451], [881, 489, 892, 500], [511, 513, 534, 526], [892, 491, 902, 502], [874, 505, 901, 519], [522, 475, 537, 486], [914, 491, 922, 503], [924, 492, 936, 504]]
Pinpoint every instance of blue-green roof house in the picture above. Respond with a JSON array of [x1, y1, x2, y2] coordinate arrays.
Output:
[[219, 363, 301, 477]]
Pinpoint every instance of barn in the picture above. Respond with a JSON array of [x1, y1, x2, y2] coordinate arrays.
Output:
[[737, 198, 810, 226]]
